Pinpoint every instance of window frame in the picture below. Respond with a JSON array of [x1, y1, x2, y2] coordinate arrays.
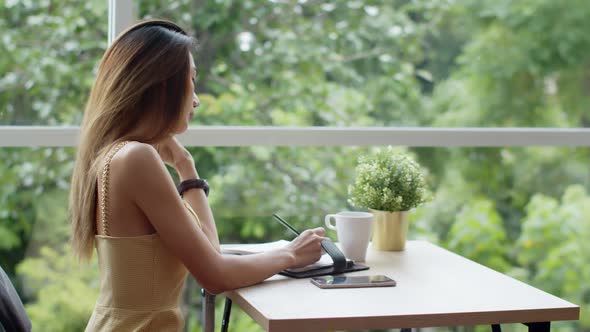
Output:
[[1, 126, 590, 147]]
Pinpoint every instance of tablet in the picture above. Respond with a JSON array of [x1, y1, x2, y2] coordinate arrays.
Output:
[[310, 275, 396, 289]]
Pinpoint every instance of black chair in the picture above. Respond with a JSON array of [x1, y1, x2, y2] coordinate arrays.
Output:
[[0, 265, 31, 332]]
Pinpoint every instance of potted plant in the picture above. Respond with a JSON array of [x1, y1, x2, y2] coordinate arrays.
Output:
[[348, 147, 429, 251]]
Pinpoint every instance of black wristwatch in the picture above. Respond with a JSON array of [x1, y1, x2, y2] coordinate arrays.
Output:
[[177, 178, 209, 197]]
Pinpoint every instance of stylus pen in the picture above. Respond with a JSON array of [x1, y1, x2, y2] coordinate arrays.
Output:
[[273, 213, 351, 265], [272, 214, 301, 236]]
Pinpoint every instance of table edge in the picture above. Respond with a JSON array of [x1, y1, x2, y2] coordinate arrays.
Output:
[[266, 306, 580, 332]]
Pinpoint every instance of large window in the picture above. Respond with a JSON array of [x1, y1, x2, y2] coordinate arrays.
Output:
[[2, 1, 590, 331]]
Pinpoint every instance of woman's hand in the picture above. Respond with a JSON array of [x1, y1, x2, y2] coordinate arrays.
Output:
[[285, 227, 326, 268], [154, 136, 198, 180]]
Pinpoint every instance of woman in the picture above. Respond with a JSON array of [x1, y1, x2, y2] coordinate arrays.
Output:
[[69, 19, 325, 331]]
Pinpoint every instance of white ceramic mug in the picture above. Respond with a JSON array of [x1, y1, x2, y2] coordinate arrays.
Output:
[[324, 211, 374, 262]]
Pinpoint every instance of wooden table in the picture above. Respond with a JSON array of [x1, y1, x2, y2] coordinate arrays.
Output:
[[222, 241, 579, 332]]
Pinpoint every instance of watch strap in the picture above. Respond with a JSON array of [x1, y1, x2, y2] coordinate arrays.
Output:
[[177, 178, 209, 197]]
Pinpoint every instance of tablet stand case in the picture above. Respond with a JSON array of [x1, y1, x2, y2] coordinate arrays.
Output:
[[279, 239, 369, 278]]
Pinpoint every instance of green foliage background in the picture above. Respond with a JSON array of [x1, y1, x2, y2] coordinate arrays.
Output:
[[1, 0, 590, 331]]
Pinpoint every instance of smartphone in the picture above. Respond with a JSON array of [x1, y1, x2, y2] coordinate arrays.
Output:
[[310, 275, 396, 289]]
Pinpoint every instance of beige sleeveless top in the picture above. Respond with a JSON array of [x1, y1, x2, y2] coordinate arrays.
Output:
[[85, 141, 202, 332]]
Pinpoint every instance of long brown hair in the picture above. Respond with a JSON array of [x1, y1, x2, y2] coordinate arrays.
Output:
[[70, 19, 195, 260]]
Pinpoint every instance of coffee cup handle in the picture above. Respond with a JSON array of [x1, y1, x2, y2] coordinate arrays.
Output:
[[324, 215, 337, 231]]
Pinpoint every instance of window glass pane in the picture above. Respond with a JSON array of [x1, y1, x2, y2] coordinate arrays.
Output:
[[4, 1, 590, 128], [135, 1, 590, 128], [2, 146, 588, 331], [0, 2, 107, 125]]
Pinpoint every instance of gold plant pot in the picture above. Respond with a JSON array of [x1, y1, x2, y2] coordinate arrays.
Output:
[[369, 209, 409, 251]]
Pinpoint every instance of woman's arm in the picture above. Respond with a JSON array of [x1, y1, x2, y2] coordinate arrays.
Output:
[[176, 159, 221, 252], [155, 137, 220, 252], [124, 143, 324, 294]]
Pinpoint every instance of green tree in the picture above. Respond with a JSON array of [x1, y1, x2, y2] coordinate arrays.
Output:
[[17, 244, 99, 331], [516, 185, 590, 330], [0, 1, 107, 125], [446, 198, 511, 272], [418, 1, 590, 293]]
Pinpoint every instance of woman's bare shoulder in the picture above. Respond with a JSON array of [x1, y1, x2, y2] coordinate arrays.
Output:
[[119, 141, 158, 161], [111, 141, 166, 180]]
